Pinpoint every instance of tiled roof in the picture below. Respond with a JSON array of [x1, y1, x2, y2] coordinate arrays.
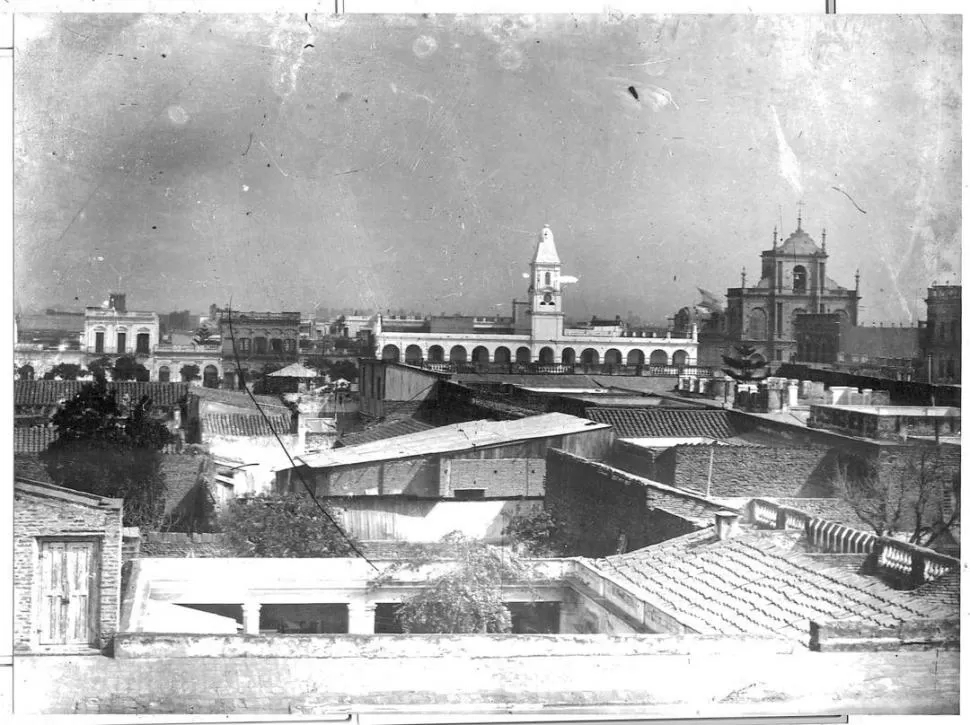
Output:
[[795, 553, 871, 576], [907, 570, 960, 609], [14, 427, 59, 453], [337, 418, 435, 447], [14, 381, 190, 408], [188, 386, 289, 412], [585, 408, 737, 439], [591, 532, 951, 640], [201, 413, 292, 439], [15, 425, 182, 454]]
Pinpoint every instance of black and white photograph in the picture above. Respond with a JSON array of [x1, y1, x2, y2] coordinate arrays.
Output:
[[11, 9, 962, 717]]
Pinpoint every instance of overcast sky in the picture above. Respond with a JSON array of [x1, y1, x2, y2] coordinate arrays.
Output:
[[14, 13, 961, 323]]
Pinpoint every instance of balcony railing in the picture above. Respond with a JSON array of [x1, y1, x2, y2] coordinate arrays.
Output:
[[747, 498, 960, 587], [403, 361, 714, 377]]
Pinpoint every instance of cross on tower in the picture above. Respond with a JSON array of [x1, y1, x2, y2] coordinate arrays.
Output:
[[796, 200, 805, 230]]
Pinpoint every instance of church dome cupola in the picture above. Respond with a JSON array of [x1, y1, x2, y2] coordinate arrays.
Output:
[[776, 207, 825, 257], [778, 227, 823, 256]]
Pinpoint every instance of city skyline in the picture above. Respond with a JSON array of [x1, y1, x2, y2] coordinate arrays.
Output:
[[15, 14, 961, 323]]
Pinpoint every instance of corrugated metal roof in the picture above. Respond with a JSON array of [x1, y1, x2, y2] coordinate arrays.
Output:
[[336, 418, 435, 447], [188, 386, 289, 411], [15, 477, 123, 510], [297, 412, 610, 469]]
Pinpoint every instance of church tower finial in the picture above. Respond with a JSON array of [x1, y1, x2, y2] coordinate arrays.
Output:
[[773, 226, 778, 249], [529, 223, 564, 341], [822, 227, 827, 253], [855, 268, 860, 291], [796, 200, 804, 231], [741, 266, 747, 288]]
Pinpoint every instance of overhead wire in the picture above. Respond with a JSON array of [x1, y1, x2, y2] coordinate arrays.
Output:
[[223, 301, 379, 571]]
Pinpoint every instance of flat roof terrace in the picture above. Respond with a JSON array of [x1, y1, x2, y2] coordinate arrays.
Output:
[[813, 405, 960, 417]]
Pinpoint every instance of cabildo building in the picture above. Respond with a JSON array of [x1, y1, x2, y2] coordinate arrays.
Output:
[[373, 225, 699, 371]]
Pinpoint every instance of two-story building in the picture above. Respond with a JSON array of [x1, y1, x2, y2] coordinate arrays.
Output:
[[84, 294, 160, 358], [215, 309, 301, 389]]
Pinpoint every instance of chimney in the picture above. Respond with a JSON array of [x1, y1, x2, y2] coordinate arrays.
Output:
[[714, 510, 741, 541]]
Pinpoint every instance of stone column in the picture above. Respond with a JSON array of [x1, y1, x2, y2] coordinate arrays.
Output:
[[787, 382, 799, 408], [829, 385, 851, 405], [242, 601, 261, 635], [766, 387, 783, 412], [347, 601, 377, 634]]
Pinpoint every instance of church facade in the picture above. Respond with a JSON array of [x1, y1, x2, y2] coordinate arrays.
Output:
[[373, 225, 698, 369], [722, 216, 861, 364]]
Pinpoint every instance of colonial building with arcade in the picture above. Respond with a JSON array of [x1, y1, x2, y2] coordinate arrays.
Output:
[[373, 225, 698, 370]]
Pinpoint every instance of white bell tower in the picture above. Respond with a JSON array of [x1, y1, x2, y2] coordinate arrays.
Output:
[[529, 224, 564, 341]]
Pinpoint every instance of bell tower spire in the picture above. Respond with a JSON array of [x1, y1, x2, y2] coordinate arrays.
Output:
[[529, 224, 564, 341]]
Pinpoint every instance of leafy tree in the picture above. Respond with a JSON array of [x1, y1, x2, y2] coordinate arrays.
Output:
[[503, 507, 569, 557], [721, 343, 769, 383], [374, 532, 535, 634], [113, 355, 151, 382], [87, 356, 115, 382], [43, 363, 84, 381], [16, 364, 35, 381], [194, 324, 217, 346], [834, 450, 960, 547], [219, 493, 359, 557], [41, 378, 172, 528], [327, 359, 359, 383], [180, 364, 201, 382]]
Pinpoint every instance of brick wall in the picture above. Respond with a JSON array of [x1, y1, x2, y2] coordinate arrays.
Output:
[[13, 644, 959, 714], [544, 450, 723, 557], [14, 486, 123, 652], [608, 440, 658, 479], [443, 458, 546, 497], [655, 445, 839, 497], [308, 428, 611, 499], [324, 458, 440, 497]]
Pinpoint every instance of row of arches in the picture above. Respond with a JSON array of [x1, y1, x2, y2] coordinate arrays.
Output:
[[381, 344, 690, 367], [157, 364, 220, 387]]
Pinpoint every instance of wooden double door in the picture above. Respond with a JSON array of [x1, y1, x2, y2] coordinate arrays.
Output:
[[38, 539, 100, 647]]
